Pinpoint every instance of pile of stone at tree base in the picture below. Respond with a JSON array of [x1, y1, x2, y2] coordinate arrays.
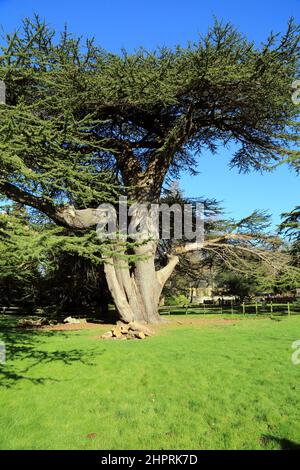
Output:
[[101, 321, 154, 340]]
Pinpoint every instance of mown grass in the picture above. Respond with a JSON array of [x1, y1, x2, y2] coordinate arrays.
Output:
[[0, 315, 300, 450]]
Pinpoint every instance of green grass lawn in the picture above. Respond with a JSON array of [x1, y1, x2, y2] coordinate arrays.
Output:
[[1, 314, 300, 450]]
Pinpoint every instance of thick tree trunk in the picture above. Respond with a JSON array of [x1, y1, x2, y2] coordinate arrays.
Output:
[[103, 242, 179, 324]]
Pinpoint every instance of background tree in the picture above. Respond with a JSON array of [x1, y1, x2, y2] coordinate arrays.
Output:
[[0, 16, 299, 322], [279, 206, 300, 267], [0, 201, 112, 312], [214, 271, 259, 301]]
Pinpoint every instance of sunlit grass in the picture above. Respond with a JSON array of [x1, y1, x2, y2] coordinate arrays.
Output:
[[0, 315, 300, 449]]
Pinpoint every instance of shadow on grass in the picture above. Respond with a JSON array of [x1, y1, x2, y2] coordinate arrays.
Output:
[[261, 435, 300, 450], [0, 316, 101, 388]]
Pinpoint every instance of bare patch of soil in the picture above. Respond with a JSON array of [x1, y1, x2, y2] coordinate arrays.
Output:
[[41, 320, 112, 332], [41, 316, 239, 333]]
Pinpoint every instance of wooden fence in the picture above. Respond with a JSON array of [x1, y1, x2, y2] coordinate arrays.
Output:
[[159, 302, 300, 316]]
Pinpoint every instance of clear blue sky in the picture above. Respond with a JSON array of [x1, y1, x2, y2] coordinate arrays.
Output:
[[0, 0, 299, 228]]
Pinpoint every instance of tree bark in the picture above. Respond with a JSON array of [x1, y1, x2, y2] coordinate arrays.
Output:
[[103, 242, 179, 324]]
